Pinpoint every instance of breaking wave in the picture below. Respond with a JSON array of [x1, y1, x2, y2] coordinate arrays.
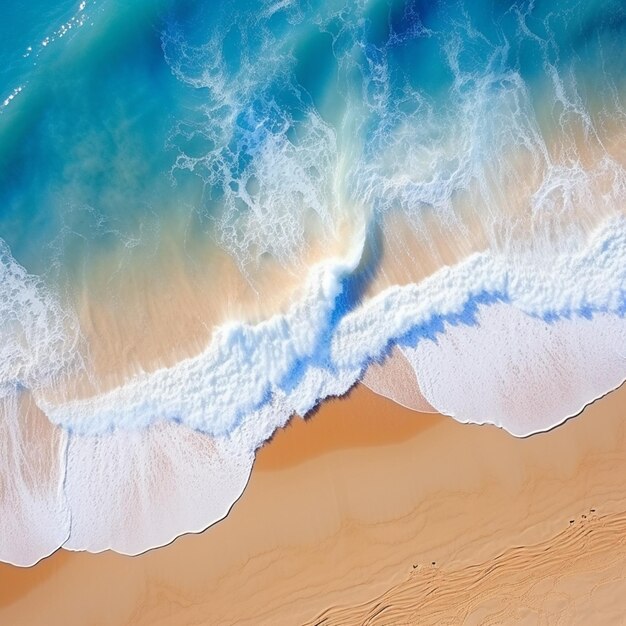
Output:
[[0, 0, 625, 565]]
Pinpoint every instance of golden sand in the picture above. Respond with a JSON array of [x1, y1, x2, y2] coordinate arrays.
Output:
[[1, 383, 625, 624]]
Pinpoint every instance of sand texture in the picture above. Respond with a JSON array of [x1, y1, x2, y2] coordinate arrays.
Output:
[[1, 384, 626, 624], [308, 510, 626, 625]]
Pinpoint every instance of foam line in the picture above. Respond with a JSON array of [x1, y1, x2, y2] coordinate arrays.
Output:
[[39, 216, 626, 441]]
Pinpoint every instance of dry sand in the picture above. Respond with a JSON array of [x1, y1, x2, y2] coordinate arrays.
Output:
[[1, 383, 626, 625]]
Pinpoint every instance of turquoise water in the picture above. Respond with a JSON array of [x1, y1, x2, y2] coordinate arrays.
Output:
[[1, 0, 625, 566], [1, 1, 186, 277], [2, 0, 624, 278]]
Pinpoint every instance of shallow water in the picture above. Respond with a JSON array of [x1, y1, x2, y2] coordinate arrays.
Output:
[[1, 0, 625, 565]]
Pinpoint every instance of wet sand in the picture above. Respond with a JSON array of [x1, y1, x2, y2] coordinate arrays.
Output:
[[59, 214, 363, 401], [1, 383, 626, 624]]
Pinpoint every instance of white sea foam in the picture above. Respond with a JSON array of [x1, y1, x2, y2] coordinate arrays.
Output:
[[0, 242, 79, 566], [41, 232, 366, 436], [42, 216, 625, 440], [0, 392, 70, 567], [1, 210, 625, 566], [402, 306, 626, 437], [46, 216, 626, 491], [0, 240, 81, 395], [50, 216, 626, 557], [62, 423, 253, 556]]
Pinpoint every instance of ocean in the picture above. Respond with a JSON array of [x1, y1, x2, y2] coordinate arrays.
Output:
[[1, 0, 625, 565]]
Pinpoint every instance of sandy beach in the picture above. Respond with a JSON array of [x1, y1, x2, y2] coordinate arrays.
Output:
[[3, 2, 626, 624], [1, 382, 626, 624]]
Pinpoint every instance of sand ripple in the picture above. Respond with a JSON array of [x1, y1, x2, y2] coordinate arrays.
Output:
[[308, 510, 626, 625]]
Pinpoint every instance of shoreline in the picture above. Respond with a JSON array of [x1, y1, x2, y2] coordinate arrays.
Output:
[[2, 2, 626, 622], [1, 382, 626, 624]]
